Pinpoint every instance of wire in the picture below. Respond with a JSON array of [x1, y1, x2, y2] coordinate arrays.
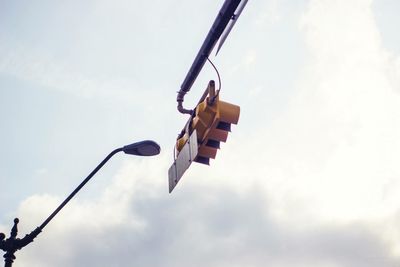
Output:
[[207, 57, 221, 96]]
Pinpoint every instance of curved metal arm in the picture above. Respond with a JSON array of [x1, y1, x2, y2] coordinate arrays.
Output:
[[1, 140, 160, 267], [177, 101, 194, 115], [39, 147, 123, 230]]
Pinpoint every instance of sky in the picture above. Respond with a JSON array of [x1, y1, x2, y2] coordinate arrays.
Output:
[[1, 0, 400, 266]]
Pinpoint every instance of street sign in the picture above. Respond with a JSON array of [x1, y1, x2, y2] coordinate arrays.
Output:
[[168, 130, 199, 193]]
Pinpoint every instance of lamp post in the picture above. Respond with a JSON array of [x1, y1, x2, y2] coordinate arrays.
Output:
[[0, 140, 160, 267]]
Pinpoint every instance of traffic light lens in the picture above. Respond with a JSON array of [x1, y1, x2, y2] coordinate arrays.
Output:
[[206, 139, 220, 149], [195, 156, 210, 165], [216, 121, 231, 131]]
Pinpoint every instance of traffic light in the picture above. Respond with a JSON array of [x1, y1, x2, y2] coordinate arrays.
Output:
[[175, 80, 240, 164], [169, 80, 240, 192], [192, 92, 240, 164]]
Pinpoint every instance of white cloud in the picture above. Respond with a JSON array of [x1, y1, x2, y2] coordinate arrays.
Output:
[[227, 0, 400, 257], [10, 154, 400, 267], [276, 0, 400, 222]]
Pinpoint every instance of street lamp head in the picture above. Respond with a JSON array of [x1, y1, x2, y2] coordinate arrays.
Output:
[[122, 140, 161, 156]]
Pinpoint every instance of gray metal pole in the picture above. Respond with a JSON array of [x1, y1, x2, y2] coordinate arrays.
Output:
[[0, 147, 123, 267]]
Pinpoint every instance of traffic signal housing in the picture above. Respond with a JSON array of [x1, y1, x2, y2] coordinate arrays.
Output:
[[170, 80, 240, 192], [175, 80, 240, 164], [192, 95, 239, 164]]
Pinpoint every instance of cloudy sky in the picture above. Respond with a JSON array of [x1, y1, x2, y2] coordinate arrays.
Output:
[[1, 0, 400, 266]]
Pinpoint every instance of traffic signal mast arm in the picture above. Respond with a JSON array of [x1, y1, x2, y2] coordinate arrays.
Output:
[[177, 0, 242, 114]]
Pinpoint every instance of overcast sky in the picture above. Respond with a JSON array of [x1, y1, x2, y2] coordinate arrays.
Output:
[[1, 0, 400, 266]]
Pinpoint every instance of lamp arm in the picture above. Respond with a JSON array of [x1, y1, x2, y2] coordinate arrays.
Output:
[[39, 147, 123, 230]]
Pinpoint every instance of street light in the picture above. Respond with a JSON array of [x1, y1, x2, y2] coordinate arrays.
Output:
[[0, 140, 160, 267], [122, 140, 161, 156]]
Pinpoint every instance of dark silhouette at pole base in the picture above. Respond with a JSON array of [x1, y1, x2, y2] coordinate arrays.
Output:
[[0, 218, 41, 267]]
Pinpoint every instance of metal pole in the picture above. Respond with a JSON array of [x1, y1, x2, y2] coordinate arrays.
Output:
[[39, 147, 123, 230], [177, 0, 242, 113], [0, 147, 123, 267]]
